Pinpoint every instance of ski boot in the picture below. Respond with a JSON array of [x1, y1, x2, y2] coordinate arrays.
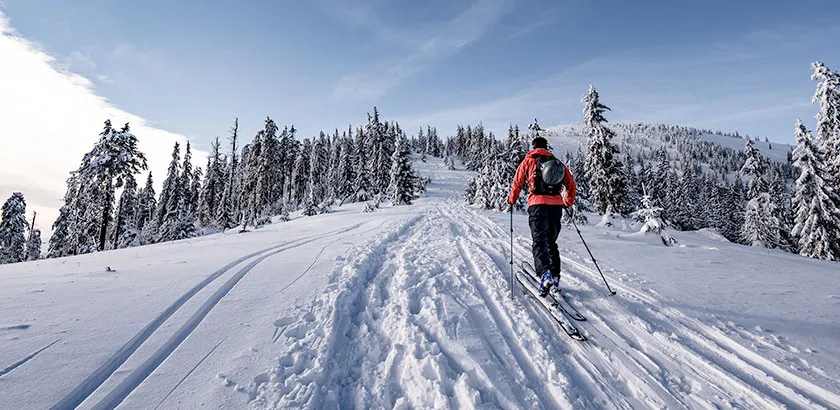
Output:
[[539, 271, 561, 298], [549, 276, 562, 299], [539, 271, 553, 297]]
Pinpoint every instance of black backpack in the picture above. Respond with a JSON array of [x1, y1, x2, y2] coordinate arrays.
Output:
[[531, 155, 567, 196]]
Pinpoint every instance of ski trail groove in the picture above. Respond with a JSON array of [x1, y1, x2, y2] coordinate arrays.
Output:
[[0, 339, 61, 378], [551, 246, 785, 408], [456, 237, 566, 410], [472, 206, 801, 408], [51, 222, 365, 410], [452, 209, 648, 409], [152, 338, 226, 410], [473, 239, 658, 409], [275, 219, 390, 296], [562, 255, 838, 409], [89, 227, 365, 410]]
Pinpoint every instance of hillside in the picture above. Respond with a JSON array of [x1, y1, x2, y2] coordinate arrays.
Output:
[[544, 122, 793, 164], [1, 157, 837, 409]]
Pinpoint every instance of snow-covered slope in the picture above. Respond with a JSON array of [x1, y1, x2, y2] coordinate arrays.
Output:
[[543, 122, 793, 164], [698, 132, 792, 163], [1, 158, 837, 409]]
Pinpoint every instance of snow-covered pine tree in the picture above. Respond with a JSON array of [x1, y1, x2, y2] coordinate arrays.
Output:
[[175, 195, 197, 239], [418, 127, 427, 161], [504, 124, 528, 210], [353, 127, 373, 202], [48, 173, 80, 258], [652, 147, 672, 221], [26, 229, 41, 261], [308, 134, 328, 208], [673, 164, 701, 230], [571, 148, 591, 209], [740, 138, 781, 247], [160, 142, 197, 241], [156, 142, 182, 229], [327, 129, 342, 200], [258, 118, 282, 214], [302, 179, 318, 217], [238, 133, 260, 228], [741, 193, 781, 248], [291, 139, 312, 206], [469, 140, 494, 209], [216, 119, 239, 231], [490, 153, 511, 211], [83, 121, 148, 251], [113, 174, 139, 248], [181, 141, 198, 217], [190, 167, 203, 226], [741, 138, 768, 199], [74, 175, 104, 254], [0, 192, 28, 264], [467, 124, 488, 171], [157, 143, 187, 242], [631, 185, 665, 234], [582, 85, 627, 215], [425, 126, 439, 157], [623, 149, 640, 215], [199, 137, 225, 227], [363, 108, 391, 194], [388, 134, 422, 206], [700, 174, 723, 232], [137, 172, 157, 243], [769, 168, 796, 252], [335, 133, 356, 202], [377, 122, 398, 194], [723, 178, 746, 242], [278, 126, 296, 203], [791, 119, 840, 260], [811, 62, 840, 194]]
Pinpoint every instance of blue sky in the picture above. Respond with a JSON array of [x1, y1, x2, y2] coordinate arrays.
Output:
[[4, 0, 840, 146]]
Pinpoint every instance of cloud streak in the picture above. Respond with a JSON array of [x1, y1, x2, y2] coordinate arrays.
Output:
[[0, 10, 201, 240], [329, 0, 514, 99], [396, 24, 838, 142]]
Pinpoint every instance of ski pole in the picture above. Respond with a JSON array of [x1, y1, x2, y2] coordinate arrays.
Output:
[[570, 216, 617, 296], [509, 205, 514, 300]]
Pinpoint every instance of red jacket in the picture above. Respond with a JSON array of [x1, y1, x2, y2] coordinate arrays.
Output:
[[508, 148, 577, 207]]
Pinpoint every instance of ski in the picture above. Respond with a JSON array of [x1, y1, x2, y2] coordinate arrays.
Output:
[[516, 270, 587, 341], [520, 261, 586, 322]]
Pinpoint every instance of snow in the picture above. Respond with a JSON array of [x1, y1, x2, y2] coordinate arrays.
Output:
[[1, 157, 838, 409], [698, 132, 793, 163]]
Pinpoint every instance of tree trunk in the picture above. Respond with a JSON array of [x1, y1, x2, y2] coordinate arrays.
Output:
[[112, 198, 124, 249], [98, 178, 114, 252]]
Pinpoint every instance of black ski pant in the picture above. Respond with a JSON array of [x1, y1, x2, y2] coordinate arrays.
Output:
[[528, 204, 564, 277]]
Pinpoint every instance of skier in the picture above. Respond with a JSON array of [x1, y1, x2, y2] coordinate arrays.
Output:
[[508, 136, 577, 297]]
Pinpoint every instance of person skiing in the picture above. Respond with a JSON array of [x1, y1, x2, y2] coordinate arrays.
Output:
[[508, 136, 577, 297]]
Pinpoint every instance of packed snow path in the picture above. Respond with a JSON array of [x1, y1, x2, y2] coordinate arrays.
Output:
[[1, 159, 838, 409], [252, 202, 840, 410]]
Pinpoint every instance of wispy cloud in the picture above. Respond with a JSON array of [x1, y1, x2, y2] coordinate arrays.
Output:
[[508, 4, 566, 39], [0, 10, 202, 238], [396, 24, 838, 141], [64, 50, 97, 71], [327, 0, 515, 99]]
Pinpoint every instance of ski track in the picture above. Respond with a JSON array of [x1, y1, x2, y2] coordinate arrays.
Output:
[[558, 251, 840, 410], [0, 339, 61, 378], [50, 222, 367, 410], [152, 338, 226, 410], [254, 203, 840, 410]]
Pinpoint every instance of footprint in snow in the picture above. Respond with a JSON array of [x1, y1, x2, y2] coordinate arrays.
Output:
[[1, 324, 31, 331]]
